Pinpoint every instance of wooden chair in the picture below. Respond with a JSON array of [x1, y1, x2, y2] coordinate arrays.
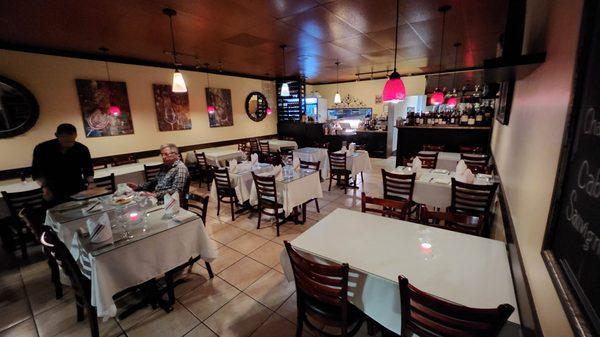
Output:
[[300, 160, 321, 220], [360, 193, 410, 220], [143, 163, 163, 183], [354, 144, 366, 151], [459, 145, 483, 153], [259, 140, 270, 154], [422, 144, 445, 151], [382, 170, 418, 217], [111, 154, 137, 166], [415, 152, 439, 169], [450, 178, 498, 218], [2, 188, 44, 259], [19, 208, 63, 299], [284, 241, 364, 337], [238, 142, 250, 161], [398, 275, 514, 337], [420, 206, 486, 236], [213, 168, 238, 221], [460, 153, 490, 174], [93, 173, 116, 195], [328, 152, 351, 193], [314, 141, 330, 152], [250, 139, 261, 154], [252, 172, 285, 236], [194, 152, 212, 188], [40, 229, 100, 337]]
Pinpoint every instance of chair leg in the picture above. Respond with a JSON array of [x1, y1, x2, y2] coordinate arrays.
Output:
[[19, 230, 28, 260], [296, 311, 305, 337], [205, 261, 214, 278], [164, 272, 176, 306], [217, 198, 221, 216], [361, 171, 364, 185], [257, 207, 262, 229], [314, 198, 320, 213], [75, 295, 85, 321], [328, 174, 333, 191], [344, 174, 348, 193], [88, 306, 100, 337], [230, 199, 235, 222], [47, 256, 63, 299], [302, 203, 307, 223]]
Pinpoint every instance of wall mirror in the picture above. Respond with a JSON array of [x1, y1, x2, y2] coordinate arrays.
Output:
[[0, 76, 39, 138], [245, 91, 268, 122]]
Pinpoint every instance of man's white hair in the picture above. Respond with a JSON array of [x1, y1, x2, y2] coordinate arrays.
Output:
[[160, 143, 179, 154]]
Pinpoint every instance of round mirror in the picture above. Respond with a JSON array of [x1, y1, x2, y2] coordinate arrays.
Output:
[[0, 76, 39, 138], [245, 92, 268, 122]]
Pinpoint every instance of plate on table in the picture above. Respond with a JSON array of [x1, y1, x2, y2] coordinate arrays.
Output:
[[53, 200, 88, 211], [71, 187, 110, 200], [431, 169, 449, 175], [109, 194, 134, 205]]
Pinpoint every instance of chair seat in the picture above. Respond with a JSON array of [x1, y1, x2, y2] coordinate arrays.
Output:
[[331, 169, 351, 175], [304, 296, 363, 328], [217, 188, 236, 197], [259, 198, 283, 209]]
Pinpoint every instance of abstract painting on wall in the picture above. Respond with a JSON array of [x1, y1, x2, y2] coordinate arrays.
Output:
[[153, 84, 191, 131], [206, 87, 233, 127], [75, 79, 134, 137]]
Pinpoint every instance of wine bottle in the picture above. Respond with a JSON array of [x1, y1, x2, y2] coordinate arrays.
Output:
[[467, 106, 476, 126]]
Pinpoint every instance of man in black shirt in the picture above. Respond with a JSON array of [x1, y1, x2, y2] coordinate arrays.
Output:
[[32, 124, 94, 205]]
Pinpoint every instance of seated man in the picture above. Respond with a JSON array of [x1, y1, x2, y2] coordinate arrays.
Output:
[[128, 144, 190, 201]]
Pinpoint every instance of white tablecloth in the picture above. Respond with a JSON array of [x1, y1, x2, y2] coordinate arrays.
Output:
[[293, 147, 329, 177], [209, 163, 273, 203], [204, 150, 246, 167], [280, 209, 519, 334], [337, 150, 372, 177], [45, 203, 217, 318], [268, 139, 298, 151], [249, 170, 323, 216], [419, 151, 488, 171]]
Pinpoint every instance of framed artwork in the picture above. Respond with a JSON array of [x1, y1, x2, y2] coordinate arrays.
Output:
[[75, 79, 134, 137], [206, 88, 233, 127], [495, 81, 514, 125], [152, 84, 191, 131]]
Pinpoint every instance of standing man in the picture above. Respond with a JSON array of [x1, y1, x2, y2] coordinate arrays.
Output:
[[32, 123, 94, 205]]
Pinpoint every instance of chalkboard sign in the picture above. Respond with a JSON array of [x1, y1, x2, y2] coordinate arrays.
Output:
[[543, 1, 600, 336]]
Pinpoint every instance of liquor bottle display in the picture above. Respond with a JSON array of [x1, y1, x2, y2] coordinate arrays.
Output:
[[401, 99, 495, 127]]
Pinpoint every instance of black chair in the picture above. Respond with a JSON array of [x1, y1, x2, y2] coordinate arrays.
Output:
[[314, 141, 330, 152], [213, 168, 238, 221], [93, 173, 116, 194], [300, 160, 321, 217], [382, 169, 418, 217], [398, 275, 514, 337], [2, 188, 44, 259], [459, 145, 483, 153], [143, 163, 163, 183], [40, 229, 100, 337], [250, 139, 261, 154], [328, 152, 351, 193], [164, 193, 214, 305], [259, 140, 270, 155], [450, 178, 498, 217], [422, 144, 445, 151], [252, 172, 285, 236], [460, 153, 491, 174], [194, 152, 212, 188], [360, 193, 410, 220], [420, 206, 486, 236], [415, 152, 439, 169], [285, 241, 364, 337]]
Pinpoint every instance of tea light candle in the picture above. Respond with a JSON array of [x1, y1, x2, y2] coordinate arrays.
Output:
[[420, 242, 432, 255], [129, 212, 139, 221]]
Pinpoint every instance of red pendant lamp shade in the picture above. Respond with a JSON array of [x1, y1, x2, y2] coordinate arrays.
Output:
[[430, 91, 445, 106], [207, 105, 215, 114], [266, 107, 272, 115], [446, 96, 458, 107], [383, 71, 406, 103], [109, 105, 121, 116]]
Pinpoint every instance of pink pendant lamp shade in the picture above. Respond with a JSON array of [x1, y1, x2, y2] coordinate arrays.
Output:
[[430, 90, 445, 106], [446, 96, 459, 107], [383, 71, 406, 103], [109, 105, 121, 116], [207, 105, 215, 114], [266, 107, 272, 115]]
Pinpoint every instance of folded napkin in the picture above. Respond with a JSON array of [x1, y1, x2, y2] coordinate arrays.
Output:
[[228, 159, 238, 172], [82, 200, 104, 215], [273, 165, 283, 179], [456, 160, 468, 176], [348, 142, 356, 153], [86, 213, 113, 243], [412, 157, 422, 172], [164, 192, 180, 217], [234, 161, 252, 173], [339, 146, 348, 154], [114, 183, 134, 197], [292, 156, 301, 171], [250, 153, 259, 165], [456, 169, 475, 184]]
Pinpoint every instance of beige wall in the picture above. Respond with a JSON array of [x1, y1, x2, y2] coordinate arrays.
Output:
[[308, 76, 426, 117], [490, 0, 582, 336], [0, 50, 277, 170]]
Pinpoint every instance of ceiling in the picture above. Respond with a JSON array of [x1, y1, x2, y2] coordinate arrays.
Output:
[[0, 0, 508, 84]]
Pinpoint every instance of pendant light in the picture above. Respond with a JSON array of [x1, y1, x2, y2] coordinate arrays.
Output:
[[99, 47, 121, 117], [382, 0, 406, 103], [280, 44, 290, 96], [430, 5, 451, 106], [333, 61, 342, 104], [163, 8, 187, 93], [204, 63, 215, 114], [266, 107, 273, 115], [446, 42, 461, 108]]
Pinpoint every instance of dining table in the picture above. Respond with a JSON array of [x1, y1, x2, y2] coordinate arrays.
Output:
[[280, 208, 520, 335], [209, 162, 273, 204], [335, 150, 372, 180], [267, 139, 298, 152], [44, 195, 217, 319], [418, 151, 488, 171], [292, 147, 329, 177]]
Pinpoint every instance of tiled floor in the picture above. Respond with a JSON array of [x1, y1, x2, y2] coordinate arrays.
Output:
[[0, 157, 399, 337]]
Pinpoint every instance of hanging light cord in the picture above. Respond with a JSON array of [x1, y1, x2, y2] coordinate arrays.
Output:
[[104, 59, 111, 82], [168, 14, 178, 66], [281, 45, 286, 79], [393, 0, 399, 71], [437, 8, 447, 89], [204, 63, 211, 87], [336, 61, 340, 92], [452, 43, 459, 90]]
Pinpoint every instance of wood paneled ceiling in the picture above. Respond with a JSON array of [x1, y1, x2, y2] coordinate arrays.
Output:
[[0, 0, 507, 84]]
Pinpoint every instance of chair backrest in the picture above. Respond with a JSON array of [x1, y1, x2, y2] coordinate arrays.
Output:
[[40, 229, 90, 305], [112, 154, 137, 166], [460, 154, 490, 173], [252, 172, 279, 205], [328, 152, 348, 171], [144, 163, 163, 182], [213, 167, 233, 192], [416, 152, 438, 169], [354, 144, 366, 151], [450, 178, 498, 216], [284, 241, 350, 322], [259, 140, 270, 154], [93, 161, 108, 170], [300, 160, 320, 171], [422, 144, 445, 151], [459, 145, 483, 154], [382, 169, 416, 202], [194, 151, 208, 168], [250, 139, 260, 153], [360, 193, 410, 220], [279, 148, 293, 165], [18, 207, 46, 241], [420, 207, 486, 236], [314, 142, 330, 151], [2, 188, 44, 219], [398, 275, 514, 337], [180, 177, 191, 209], [184, 193, 209, 225], [94, 173, 116, 194]]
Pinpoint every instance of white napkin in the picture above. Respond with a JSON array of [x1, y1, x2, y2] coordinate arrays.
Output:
[[456, 160, 467, 176], [82, 200, 104, 215], [235, 161, 252, 173], [292, 156, 301, 171], [339, 146, 348, 154], [86, 213, 113, 243], [228, 159, 238, 172], [348, 143, 356, 153], [456, 168, 475, 184], [273, 165, 283, 179], [250, 153, 259, 165], [412, 157, 422, 172], [114, 183, 134, 197], [164, 192, 180, 217]]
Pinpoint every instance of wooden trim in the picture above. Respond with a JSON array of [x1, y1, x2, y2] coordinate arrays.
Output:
[[0, 134, 277, 181]]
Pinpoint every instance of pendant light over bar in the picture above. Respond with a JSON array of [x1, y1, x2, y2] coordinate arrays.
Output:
[[446, 42, 461, 108], [431, 5, 451, 106], [163, 8, 187, 93], [382, 0, 406, 103], [204, 63, 215, 114], [280, 44, 290, 97], [334, 61, 341, 104], [99, 47, 121, 117]]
